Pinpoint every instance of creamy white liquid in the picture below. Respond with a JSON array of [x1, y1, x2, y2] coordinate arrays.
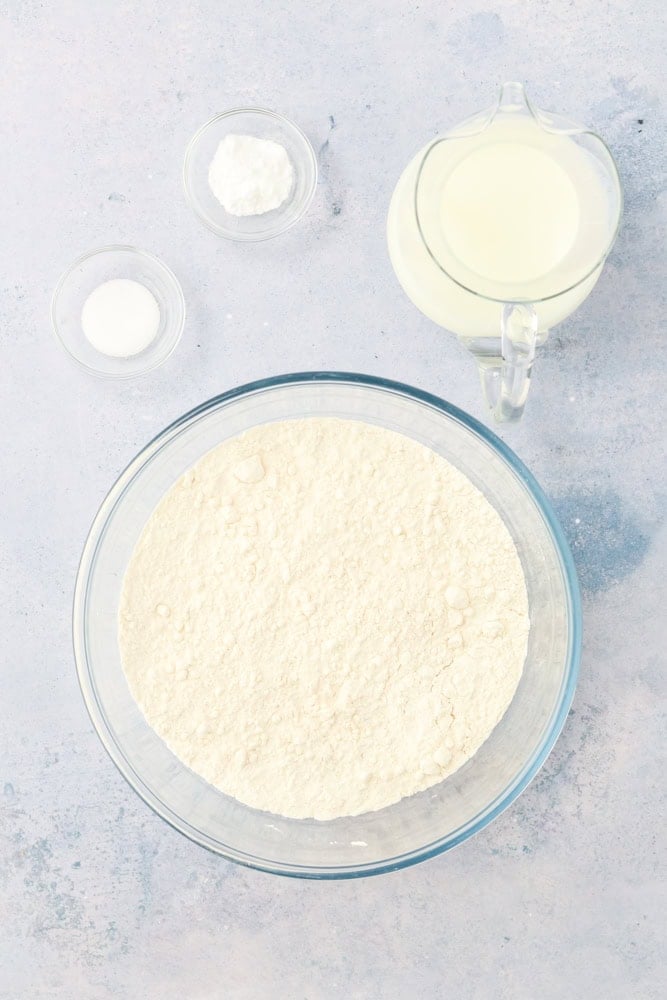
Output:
[[440, 142, 580, 284], [387, 117, 614, 339]]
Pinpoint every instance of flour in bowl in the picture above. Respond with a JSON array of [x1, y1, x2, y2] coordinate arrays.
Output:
[[119, 419, 529, 820]]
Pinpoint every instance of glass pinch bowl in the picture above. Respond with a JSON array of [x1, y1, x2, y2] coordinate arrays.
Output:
[[183, 108, 317, 241], [74, 373, 581, 878], [51, 245, 185, 379]]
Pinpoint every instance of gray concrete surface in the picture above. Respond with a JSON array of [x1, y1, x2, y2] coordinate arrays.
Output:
[[0, 2, 665, 997]]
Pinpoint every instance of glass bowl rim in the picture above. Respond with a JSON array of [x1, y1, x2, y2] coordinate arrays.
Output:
[[182, 107, 318, 242], [50, 244, 186, 380], [73, 371, 581, 878]]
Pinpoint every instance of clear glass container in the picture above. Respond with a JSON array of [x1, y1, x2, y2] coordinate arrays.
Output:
[[51, 245, 185, 378], [183, 108, 317, 241], [74, 373, 581, 878], [387, 83, 622, 422]]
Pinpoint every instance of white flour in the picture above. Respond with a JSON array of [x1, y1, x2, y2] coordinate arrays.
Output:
[[119, 419, 529, 820], [208, 134, 294, 216]]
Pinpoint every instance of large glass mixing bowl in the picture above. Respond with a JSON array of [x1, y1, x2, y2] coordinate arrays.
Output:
[[74, 373, 581, 878]]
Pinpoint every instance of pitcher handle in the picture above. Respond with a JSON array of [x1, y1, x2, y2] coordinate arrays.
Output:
[[478, 303, 539, 423]]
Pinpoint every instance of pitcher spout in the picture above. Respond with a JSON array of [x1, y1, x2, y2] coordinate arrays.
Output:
[[497, 81, 531, 114]]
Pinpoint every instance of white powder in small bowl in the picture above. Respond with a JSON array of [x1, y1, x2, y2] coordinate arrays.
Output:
[[208, 134, 294, 217], [81, 279, 160, 358]]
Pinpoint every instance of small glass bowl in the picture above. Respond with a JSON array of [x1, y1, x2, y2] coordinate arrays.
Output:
[[51, 246, 186, 379], [183, 108, 317, 241]]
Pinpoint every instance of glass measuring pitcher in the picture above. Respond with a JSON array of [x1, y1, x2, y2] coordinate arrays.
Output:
[[387, 82, 622, 422]]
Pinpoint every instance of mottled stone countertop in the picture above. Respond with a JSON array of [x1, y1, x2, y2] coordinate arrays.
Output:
[[0, 2, 664, 998]]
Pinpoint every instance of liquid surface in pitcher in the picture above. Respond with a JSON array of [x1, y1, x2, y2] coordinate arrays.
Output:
[[440, 125, 580, 285], [387, 112, 617, 338]]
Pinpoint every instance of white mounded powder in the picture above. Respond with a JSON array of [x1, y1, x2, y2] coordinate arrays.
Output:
[[119, 419, 529, 820], [208, 134, 294, 216], [81, 279, 160, 358]]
